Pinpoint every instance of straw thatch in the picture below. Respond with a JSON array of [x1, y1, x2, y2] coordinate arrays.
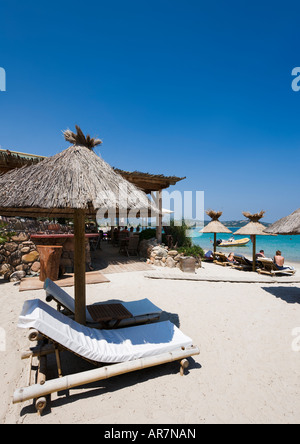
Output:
[[234, 211, 268, 236], [0, 126, 158, 218], [264, 208, 300, 235], [200, 210, 232, 234]]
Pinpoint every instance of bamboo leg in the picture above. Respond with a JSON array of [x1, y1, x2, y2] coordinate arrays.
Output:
[[35, 355, 47, 414], [27, 355, 33, 387], [180, 359, 189, 376], [37, 356, 47, 386], [55, 348, 63, 378]]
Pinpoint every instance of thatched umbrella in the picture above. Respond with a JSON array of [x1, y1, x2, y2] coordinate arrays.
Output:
[[200, 210, 232, 253], [0, 126, 158, 324], [234, 211, 269, 271], [264, 208, 300, 235]]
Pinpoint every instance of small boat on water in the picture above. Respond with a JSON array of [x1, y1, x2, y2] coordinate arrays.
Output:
[[216, 237, 250, 247]]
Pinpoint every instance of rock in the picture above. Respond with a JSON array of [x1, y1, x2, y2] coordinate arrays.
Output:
[[138, 238, 158, 258], [174, 254, 183, 261], [9, 270, 26, 282], [9, 250, 22, 267], [11, 232, 30, 242], [166, 257, 176, 268], [4, 242, 18, 253], [22, 251, 39, 263], [0, 263, 13, 276], [31, 261, 40, 273], [153, 247, 168, 259], [20, 246, 31, 254], [168, 250, 178, 257]]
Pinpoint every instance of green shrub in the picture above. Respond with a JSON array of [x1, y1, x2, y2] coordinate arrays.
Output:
[[164, 220, 192, 248], [177, 245, 204, 259], [0, 222, 15, 245], [139, 228, 157, 241]]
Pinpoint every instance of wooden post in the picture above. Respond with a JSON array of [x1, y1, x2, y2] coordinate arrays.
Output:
[[74, 209, 86, 325], [214, 233, 217, 253], [156, 189, 163, 244], [252, 235, 256, 272]]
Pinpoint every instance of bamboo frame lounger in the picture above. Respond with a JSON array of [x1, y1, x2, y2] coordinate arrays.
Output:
[[44, 278, 162, 327], [213, 252, 232, 267], [256, 258, 296, 277], [232, 254, 254, 271], [13, 299, 200, 414]]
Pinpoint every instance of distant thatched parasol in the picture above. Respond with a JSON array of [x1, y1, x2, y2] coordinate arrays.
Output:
[[200, 210, 232, 253], [0, 126, 158, 324], [234, 211, 269, 271], [264, 208, 300, 235]]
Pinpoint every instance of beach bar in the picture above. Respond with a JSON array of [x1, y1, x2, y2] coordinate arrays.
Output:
[[0, 126, 158, 325]]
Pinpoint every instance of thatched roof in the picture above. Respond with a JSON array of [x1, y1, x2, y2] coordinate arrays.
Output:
[[264, 208, 300, 235], [113, 169, 185, 193], [234, 211, 268, 236], [200, 210, 232, 234], [0, 149, 45, 174], [0, 126, 158, 219]]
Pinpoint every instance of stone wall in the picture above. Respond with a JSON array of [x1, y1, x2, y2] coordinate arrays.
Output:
[[139, 238, 201, 269], [0, 233, 92, 281], [0, 232, 40, 280]]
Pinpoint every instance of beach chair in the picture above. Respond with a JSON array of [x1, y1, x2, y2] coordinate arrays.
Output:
[[213, 252, 232, 267], [44, 278, 162, 328], [13, 299, 200, 414], [125, 236, 139, 257], [232, 254, 253, 271], [256, 258, 296, 277]]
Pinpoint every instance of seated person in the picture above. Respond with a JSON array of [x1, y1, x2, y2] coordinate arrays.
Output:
[[256, 250, 265, 259], [227, 252, 238, 264], [273, 250, 294, 270], [204, 250, 214, 260], [129, 227, 134, 237]]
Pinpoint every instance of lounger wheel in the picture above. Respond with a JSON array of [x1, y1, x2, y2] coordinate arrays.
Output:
[[35, 397, 47, 414]]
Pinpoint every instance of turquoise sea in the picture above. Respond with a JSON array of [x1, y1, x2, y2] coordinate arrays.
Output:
[[188, 227, 300, 264]]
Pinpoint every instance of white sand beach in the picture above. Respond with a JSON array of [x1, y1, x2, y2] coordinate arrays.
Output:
[[1, 262, 300, 424]]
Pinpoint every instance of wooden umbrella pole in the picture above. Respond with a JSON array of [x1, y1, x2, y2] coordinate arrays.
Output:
[[214, 233, 217, 254], [252, 235, 256, 272], [74, 209, 86, 325]]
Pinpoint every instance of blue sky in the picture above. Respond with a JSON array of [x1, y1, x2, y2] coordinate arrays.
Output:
[[1, 0, 300, 222]]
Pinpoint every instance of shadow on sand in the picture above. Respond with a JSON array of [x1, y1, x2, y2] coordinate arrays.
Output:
[[262, 286, 300, 304]]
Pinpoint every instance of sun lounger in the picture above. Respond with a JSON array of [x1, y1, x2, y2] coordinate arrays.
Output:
[[13, 299, 200, 413], [213, 252, 232, 267], [44, 278, 162, 327], [232, 254, 253, 271], [256, 258, 296, 277]]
